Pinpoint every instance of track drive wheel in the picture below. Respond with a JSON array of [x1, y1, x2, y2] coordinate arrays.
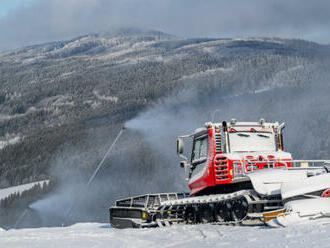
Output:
[[231, 197, 248, 221], [184, 206, 197, 224], [214, 201, 232, 223], [198, 205, 214, 223]]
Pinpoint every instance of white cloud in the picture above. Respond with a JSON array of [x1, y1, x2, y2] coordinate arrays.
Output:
[[0, 0, 330, 51]]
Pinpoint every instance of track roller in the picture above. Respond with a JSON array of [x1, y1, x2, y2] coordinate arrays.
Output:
[[231, 197, 249, 221], [214, 201, 232, 222], [184, 206, 198, 224], [198, 204, 214, 223]]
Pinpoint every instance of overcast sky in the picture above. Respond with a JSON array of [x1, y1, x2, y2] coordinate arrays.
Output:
[[0, 0, 330, 51]]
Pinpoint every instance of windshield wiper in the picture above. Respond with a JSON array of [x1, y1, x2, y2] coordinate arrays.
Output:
[[257, 134, 270, 138], [237, 133, 250, 137]]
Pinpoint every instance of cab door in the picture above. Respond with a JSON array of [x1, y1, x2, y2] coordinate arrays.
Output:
[[189, 133, 208, 181]]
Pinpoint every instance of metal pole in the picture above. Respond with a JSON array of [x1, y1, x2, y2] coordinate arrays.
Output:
[[14, 208, 28, 228], [87, 127, 125, 187]]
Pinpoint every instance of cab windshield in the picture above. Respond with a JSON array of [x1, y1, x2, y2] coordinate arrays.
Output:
[[228, 131, 276, 152]]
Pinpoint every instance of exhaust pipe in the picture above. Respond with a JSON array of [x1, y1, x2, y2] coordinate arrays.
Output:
[[222, 121, 230, 153], [277, 122, 285, 151]]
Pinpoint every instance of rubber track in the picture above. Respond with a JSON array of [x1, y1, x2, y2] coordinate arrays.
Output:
[[154, 190, 282, 227]]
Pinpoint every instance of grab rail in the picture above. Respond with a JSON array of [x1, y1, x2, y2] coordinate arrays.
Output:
[[232, 159, 330, 178]]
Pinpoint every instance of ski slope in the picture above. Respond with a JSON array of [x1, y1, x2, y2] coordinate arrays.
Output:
[[0, 220, 330, 248], [0, 180, 49, 201]]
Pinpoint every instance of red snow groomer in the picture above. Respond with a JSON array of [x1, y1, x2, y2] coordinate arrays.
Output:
[[110, 119, 330, 228], [180, 119, 291, 196]]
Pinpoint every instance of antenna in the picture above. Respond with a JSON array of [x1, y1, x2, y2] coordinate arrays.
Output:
[[211, 109, 221, 123]]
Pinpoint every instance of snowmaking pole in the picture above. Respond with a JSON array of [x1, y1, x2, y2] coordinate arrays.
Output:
[[86, 126, 125, 187], [64, 125, 126, 222]]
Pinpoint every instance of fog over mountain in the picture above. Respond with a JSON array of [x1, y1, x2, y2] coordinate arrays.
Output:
[[1, 0, 330, 51]]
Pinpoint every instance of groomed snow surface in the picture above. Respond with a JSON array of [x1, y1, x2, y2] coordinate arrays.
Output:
[[0, 220, 330, 248]]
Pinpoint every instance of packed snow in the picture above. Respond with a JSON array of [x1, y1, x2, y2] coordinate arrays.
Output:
[[0, 220, 330, 248]]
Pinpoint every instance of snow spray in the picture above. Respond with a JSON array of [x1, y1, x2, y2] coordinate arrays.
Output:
[[64, 126, 126, 221]]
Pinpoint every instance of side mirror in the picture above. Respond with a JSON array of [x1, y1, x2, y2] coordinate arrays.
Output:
[[180, 161, 187, 168], [180, 161, 190, 181], [177, 137, 188, 173], [177, 138, 184, 155]]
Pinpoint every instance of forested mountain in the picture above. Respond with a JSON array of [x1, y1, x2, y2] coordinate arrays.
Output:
[[1, 29, 330, 226]]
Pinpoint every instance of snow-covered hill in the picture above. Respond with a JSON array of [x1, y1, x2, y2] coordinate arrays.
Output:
[[0, 180, 49, 201], [1, 221, 330, 248]]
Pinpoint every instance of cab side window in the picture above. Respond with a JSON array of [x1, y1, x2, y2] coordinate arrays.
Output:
[[190, 135, 208, 179], [192, 135, 208, 162]]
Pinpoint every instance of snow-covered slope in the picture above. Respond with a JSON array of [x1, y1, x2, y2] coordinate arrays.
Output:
[[0, 180, 49, 201], [0, 221, 330, 248]]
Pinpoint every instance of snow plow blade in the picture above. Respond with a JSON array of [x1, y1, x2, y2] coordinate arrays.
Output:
[[247, 169, 307, 196], [265, 198, 330, 227], [281, 173, 330, 200]]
